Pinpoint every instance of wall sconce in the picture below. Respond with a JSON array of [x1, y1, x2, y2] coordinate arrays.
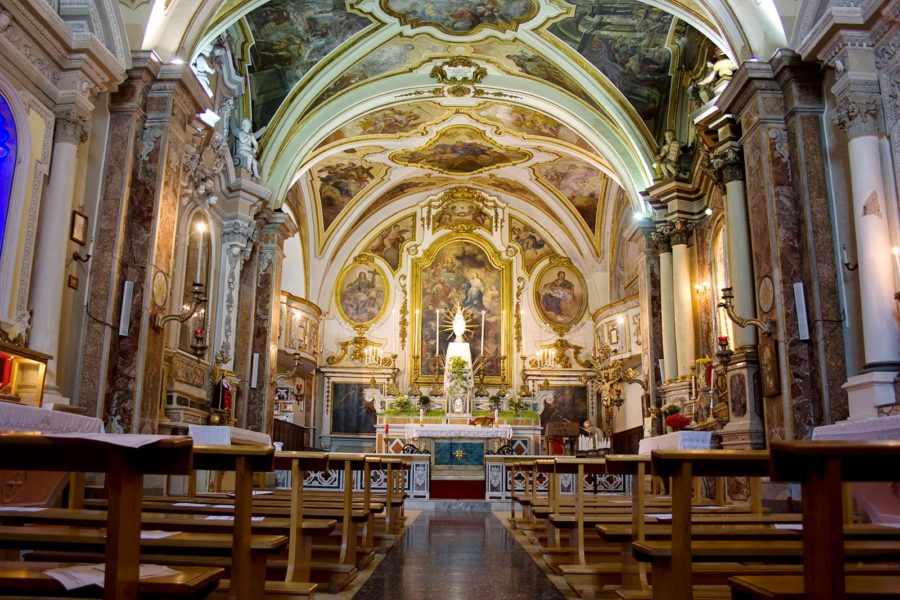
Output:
[[718, 286, 772, 336], [153, 281, 208, 356]]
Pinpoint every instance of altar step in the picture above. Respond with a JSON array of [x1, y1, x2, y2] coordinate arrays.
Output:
[[406, 499, 510, 512]]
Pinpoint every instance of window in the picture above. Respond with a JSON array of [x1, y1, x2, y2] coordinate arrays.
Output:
[[0, 93, 17, 263]]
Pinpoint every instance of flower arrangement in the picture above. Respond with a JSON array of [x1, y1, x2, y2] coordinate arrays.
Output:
[[488, 395, 502, 410], [508, 395, 528, 415], [665, 413, 691, 431], [661, 403, 681, 417], [447, 356, 468, 378], [418, 395, 431, 409]]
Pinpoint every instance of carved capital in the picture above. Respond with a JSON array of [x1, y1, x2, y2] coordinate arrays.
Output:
[[648, 230, 671, 255], [664, 219, 695, 246], [53, 107, 90, 145], [222, 219, 256, 248], [711, 146, 744, 183], [830, 93, 882, 138]]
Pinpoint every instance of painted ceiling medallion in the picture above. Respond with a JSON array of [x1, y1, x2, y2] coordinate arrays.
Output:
[[391, 126, 531, 175], [381, 0, 539, 35], [430, 57, 487, 85]]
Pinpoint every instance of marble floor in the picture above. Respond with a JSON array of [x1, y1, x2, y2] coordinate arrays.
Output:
[[352, 510, 568, 600]]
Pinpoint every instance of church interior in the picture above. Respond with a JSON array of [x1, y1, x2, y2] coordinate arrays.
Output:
[[1, 0, 900, 598]]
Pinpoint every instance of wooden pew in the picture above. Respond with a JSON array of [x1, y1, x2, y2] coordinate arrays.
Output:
[[0, 433, 222, 600], [729, 440, 900, 600]]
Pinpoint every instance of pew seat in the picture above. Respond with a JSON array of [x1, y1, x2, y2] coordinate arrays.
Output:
[[0, 561, 222, 599], [729, 575, 900, 599]]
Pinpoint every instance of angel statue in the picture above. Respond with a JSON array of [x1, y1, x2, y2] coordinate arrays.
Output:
[[654, 129, 682, 179], [231, 118, 265, 180]]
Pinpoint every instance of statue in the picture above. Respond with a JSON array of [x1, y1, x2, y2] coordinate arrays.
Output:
[[232, 118, 263, 180], [452, 304, 467, 342], [654, 129, 681, 179]]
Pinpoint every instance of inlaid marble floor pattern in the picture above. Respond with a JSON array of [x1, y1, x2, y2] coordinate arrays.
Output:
[[352, 511, 567, 599]]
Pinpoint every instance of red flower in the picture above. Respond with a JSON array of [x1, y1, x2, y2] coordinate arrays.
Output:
[[665, 413, 691, 431]]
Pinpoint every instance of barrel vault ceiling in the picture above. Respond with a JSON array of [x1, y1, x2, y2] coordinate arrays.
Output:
[[189, 0, 743, 281]]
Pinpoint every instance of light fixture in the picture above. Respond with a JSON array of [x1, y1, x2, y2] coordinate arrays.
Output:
[[170, 57, 186, 65], [195, 221, 208, 234], [705, 208, 713, 216], [694, 282, 709, 294], [632, 211, 645, 221]]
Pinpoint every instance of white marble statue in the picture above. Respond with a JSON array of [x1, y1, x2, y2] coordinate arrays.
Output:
[[232, 118, 263, 180], [654, 129, 681, 179], [452, 305, 467, 342]]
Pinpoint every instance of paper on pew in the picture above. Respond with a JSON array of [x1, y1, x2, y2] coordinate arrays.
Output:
[[774, 524, 803, 530], [45, 433, 174, 448], [227, 490, 273, 497], [140, 530, 181, 539], [173, 502, 209, 507], [212, 504, 234, 509], [646, 513, 672, 519], [0, 506, 45, 512], [43, 563, 180, 590], [204, 515, 265, 521]]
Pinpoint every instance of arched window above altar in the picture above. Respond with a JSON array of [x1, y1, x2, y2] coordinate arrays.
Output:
[[0, 92, 17, 267]]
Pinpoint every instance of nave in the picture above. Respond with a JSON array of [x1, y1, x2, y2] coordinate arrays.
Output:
[[353, 510, 567, 600]]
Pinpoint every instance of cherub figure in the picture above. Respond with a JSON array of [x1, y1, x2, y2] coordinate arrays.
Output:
[[231, 118, 265, 180], [654, 129, 681, 179]]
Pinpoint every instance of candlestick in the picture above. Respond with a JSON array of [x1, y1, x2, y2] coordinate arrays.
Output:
[[480, 310, 485, 355], [392, 310, 397, 353], [435, 309, 440, 355]]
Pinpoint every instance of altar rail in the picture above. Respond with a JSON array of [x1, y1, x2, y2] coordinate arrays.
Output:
[[275, 459, 430, 499], [484, 457, 628, 500]]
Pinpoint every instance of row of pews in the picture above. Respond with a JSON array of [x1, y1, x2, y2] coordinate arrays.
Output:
[[503, 440, 900, 599], [0, 432, 412, 599]]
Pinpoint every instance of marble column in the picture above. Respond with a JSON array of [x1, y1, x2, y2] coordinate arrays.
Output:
[[712, 142, 758, 350], [668, 220, 696, 378], [653, 231, 678, 382], [30, 106, 90, 403], [244, 210, 297, 433], [832, 90, 900, 415]]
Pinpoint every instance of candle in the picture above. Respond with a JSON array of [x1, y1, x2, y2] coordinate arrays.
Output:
[[195, 226, 204, 282], [842, 245, 850, 266], [480, 310, 485, 355], [892, 247, 900, 284], [690, 375, 696, 399], [415, 308, 420, 350], [392, 310, 397, 352]]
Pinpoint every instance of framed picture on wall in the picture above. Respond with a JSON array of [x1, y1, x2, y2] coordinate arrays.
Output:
[[330, 381, 377, 435], [70, 210, 88, 245]]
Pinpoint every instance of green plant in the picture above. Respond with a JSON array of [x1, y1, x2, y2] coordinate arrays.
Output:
[[661, 403, 680, 417], [391, 395, 411, 412], [508, 395, 528, 415], [418, 395, 431, 409], [489, 395, 502, 410], [447, 356, 468, 377]]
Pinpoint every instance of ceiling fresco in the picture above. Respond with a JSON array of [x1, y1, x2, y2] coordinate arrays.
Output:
[[549, 0, 675, 137], [390, 126, 532, 175], [509, 215, 557, 273], [244, 0, 374, 126], [317, 102, 452, 150], [363, 213, 417, 271], [305, 36, 450, 117], [311, 148, 388, 233], [381, 0, 539, 34], [471, 104, 593, 152], [535, 155, 609, 235]]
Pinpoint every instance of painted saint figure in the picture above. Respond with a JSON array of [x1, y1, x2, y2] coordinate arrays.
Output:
[[540, 270, 576, 320]]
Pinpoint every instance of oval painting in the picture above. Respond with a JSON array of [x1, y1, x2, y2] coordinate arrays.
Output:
[[533, 262, 587, 330], [336, 261, 389, 326]]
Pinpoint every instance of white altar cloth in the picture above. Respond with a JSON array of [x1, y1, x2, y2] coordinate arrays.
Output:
[[0, 402, 103, 433], [638, 430, 712, 454], [407, 424, 512, 440]]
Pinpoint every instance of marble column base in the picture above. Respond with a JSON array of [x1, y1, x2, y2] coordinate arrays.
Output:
[[658, 379, 691, 406], [721, 353, 765, 449], [843, 371, 900, 420], [41, 388, 72, 409]]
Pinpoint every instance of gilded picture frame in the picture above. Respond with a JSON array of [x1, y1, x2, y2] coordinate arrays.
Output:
[[533, 260, 587, 333], [334, 258, 389, 327]]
